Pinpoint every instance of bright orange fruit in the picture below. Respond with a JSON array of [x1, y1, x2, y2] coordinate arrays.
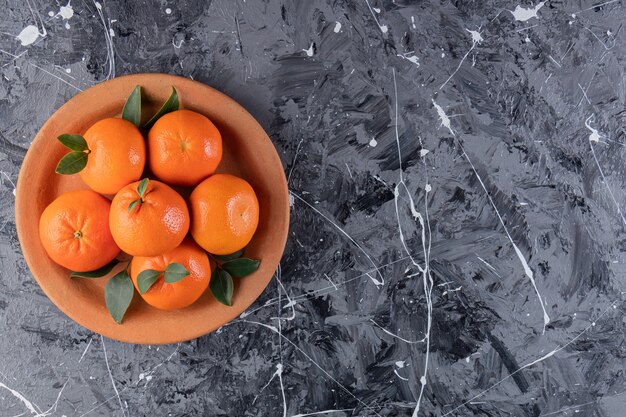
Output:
[[79, 118, 146, 195], [109, 179, 190, 256], [39, 189, 120, 272], [189, 174, 259, 255], [147, 109, 222, 186], [130, 238, 212, 310]]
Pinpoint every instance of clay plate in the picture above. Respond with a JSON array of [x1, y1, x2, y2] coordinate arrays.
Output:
[[15, 74, 289, 344]]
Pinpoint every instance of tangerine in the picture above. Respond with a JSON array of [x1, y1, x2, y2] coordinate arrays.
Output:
[[189, 174, 259, 255], [130, 238, 212, 310], [39, 189, 120, 272], [109, 179, 190, 256], [147, 109, 222, 186], [80, 118, 146, 194]]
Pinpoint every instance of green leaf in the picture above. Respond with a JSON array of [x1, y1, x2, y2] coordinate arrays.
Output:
[[214, 249, 244, 262], [143, 87, 179, 129], [164, 262, 189, 283], [210, 268, 234, 306], [55, 151, 88, 174], [122, 85, 142, 127], [57, 134, 88, 151], [136, 178, 149, 199], [128, 199, 139, 213], [137, 269, 161, 294], [104, 270, 134, 324], [71, 259, 119, 278], [222, 258, 260, 277]]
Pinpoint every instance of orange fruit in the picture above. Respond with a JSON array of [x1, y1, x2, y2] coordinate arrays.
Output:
[[80, 118, 146, 194], [147, 109, 222, 186], [39, 189, 120, 272], [109, 179, 190, 256], [189, 174, 259, 255], [130, 238, 212, 310]]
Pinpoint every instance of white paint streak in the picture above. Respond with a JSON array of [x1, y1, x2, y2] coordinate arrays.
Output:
[[93, 1, 115, 80], [287, 138, 304, 185], [16, 25, 41, 46], [394, 369, 409, 381], [138, 344, 180, 385], [37, 379, 69, 417], [572, 0, 618, 14], [585, 116, 601, 143], [333, 22, 342, 33], [433, 100, 550, 332], [324, 273, 338, 290], [548, 55, 562, 68], [1, 171, 17, 196], [101, 336, 126, 417], [274, 265, 296, 321], [26, 61, 83, 91], [432, 100, 454, 135], [476, 255, 501, 277], [467, 29, 483, 43], [509, 2, 545, 22], [0, 382, 40, 415], [370, 319, 423, 344], [242, 320, 382, 416], [17, 0, 48, 46], [291, 192, 385, 286], [78, 338, 92, 363], [78, 345, 179, 416], [239, 257, 412, 319], [585, 116, 626, 224], [440, 29, 483, 90], [302, 43, 314, 57], [397, 52, 420, 67], [442, 286, 462, 296], [58, 1, 74, 19], [364, 0, 388, 35], [344, 163, 353, 179], [291, 409, 355, 417], [276, 364, 287, 417], [390, 69, 433, 417], [442, 299, 620, 416]]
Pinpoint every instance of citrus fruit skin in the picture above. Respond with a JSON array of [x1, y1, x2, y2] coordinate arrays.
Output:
[[189, 174, 259, 255], [109, 180, 190, 257], [147, 109, 222, 187], [130, 238, 212, 310], [39, 189, 120, 272], [80, 118, 146, 195]]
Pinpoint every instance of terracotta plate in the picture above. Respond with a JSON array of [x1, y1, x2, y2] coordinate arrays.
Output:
[[15, 74, 289, 344]]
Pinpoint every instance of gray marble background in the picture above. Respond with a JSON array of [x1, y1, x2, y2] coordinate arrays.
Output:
[[1, 0, 626, 416]]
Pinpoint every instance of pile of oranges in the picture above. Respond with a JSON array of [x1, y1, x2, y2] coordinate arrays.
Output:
[[38, 87, 261, 323]]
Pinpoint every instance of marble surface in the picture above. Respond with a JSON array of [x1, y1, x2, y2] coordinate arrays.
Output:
[[1, 0, 626, 416]]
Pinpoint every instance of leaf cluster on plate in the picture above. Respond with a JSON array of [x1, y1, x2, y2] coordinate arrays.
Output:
[[210, 251, 261, 306]]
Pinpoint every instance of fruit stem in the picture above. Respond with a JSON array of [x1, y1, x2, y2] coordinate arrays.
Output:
[[74, 230, 82, 239]]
